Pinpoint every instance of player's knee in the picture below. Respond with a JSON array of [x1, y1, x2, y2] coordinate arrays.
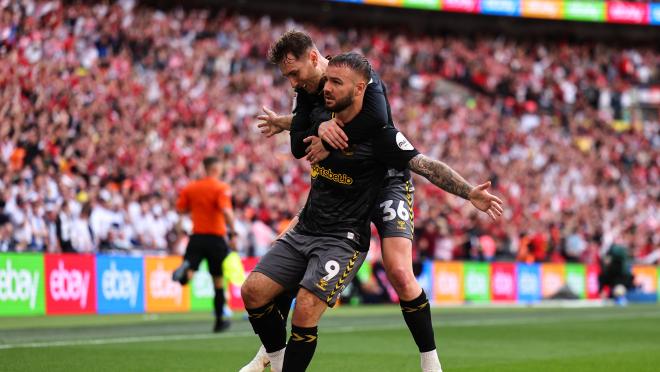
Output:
[[291, 291, 323, 327], [241, 275, 262, 308], [387, 266, 418, 298]]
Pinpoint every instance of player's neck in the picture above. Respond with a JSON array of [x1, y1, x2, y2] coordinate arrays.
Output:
[[335, 98, 363, 124]]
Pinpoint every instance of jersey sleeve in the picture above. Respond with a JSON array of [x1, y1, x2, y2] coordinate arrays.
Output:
[[289, 91, 321, 159], [342, 75, 390, 141], [175, 187, 189, 212], [373, 128, 420, 170], [218, 184, 232, 210]]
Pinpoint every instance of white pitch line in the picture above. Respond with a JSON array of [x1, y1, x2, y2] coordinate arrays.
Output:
[[1, 311, 658, 350]]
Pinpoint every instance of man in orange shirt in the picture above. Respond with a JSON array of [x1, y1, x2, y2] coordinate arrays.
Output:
[[173, 156, 236, 332]]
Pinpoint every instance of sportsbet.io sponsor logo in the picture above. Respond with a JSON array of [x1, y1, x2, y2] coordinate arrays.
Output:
[[102, 261, 140, 307], [50, 260, 91, 308], [0, 260, 40, 310], [150, 262, 182, 304], [310, 164, 353, 185]]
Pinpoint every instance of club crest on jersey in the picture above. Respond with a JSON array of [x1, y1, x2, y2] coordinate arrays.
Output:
[[396, 132, 414, 151], [310, 164, 353, 185]]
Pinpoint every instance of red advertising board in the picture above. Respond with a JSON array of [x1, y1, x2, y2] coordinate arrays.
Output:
[[607, 1, 649, 24], [491, 262, 516, 302], [228, 257, 260, 310], [443, 0, 478, 13], [45, 254, 96, 314], [586, 265, 600, 299]]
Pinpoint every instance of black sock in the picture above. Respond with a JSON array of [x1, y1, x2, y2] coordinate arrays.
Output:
[[274, 289, 296, 321], [283, 325, 318, 372], [246, 302, 287, 353], [400, 290, 436, 352], [214, 287, 225, 321]]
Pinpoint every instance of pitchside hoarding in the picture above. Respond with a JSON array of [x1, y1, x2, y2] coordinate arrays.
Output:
[[631, 266, 658, 295], [443, 0, 479, 13], [95, 255, 145, 314], [652, 4, 660, 25], [463, 262, 491, 302], [565, 263, 586, 299], [586, 265, 600, 299], [540, 263, 566, 298], [480, 0, 521, 17], [517, 263, 541, 303], [145, 256, 190, 313], [45, 254, 96, 315], [491, 262, 516, 302], [433, 262, 464, 303], [563, 0, 606, 22], [0, 253, 45, 316], [403, 0, 439, 10], [190, 261, 215, 311]]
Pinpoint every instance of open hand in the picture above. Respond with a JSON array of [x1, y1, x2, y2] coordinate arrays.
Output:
[[256, 106, 286, 137], [468, 181, 504, 221]]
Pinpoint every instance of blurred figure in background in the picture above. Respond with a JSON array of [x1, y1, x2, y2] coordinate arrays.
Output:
[[172, 156, 237, 333]]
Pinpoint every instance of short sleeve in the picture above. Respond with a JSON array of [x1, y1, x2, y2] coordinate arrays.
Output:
[[218, 184, 232, 210], [175, 187, 189, 212], [373, 128, 419, 170]]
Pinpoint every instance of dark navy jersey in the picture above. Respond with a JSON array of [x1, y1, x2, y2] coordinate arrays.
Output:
[[290, 71, 419, 250]]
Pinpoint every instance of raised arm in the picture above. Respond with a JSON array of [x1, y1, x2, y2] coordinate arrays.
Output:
[[408, 154, 504, 220]]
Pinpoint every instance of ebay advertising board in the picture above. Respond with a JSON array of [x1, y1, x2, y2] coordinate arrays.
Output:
[[433, 262, 464, 303], [145, 256, 190, 313], [463, 262, 490, 303], [96, 255, 144, 314], [0, 253, 45, 316], [190, 261, 215, 311], [45, 254, 96, 315], [540, 263, 566, 298], [491, 262, 516, 302], [631, 266, 658, 295], [565, 264, 586, 299], [517, 263, 541, 303]]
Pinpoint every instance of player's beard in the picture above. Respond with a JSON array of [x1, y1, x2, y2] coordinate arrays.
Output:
[[325, 93, 353, 113]]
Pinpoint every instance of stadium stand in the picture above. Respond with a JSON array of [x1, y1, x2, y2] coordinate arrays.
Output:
[[0, 0, 657, 266]]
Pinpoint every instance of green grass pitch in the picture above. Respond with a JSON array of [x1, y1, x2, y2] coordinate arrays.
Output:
[[1, 304, 659, 371]]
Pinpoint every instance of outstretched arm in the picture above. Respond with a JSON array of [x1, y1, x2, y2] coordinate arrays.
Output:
[[256, 106, 293, 137], [408, 154, 504, 220]]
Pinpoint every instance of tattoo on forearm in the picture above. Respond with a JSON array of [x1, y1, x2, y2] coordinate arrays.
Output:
[[409, 154, 472, 200]]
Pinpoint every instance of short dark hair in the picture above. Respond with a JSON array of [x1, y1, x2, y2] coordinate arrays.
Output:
[[328, 52, 371, 83], [203, 156, 220, 171], [268, 30, 315, 65]]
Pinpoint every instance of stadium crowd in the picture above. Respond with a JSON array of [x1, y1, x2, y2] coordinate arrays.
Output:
[[0, 0, 658, 265]]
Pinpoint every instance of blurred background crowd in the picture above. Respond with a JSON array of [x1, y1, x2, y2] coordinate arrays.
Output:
[[0, 0, 658, 265]]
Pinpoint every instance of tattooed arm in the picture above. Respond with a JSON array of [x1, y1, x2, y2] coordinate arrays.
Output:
[[408, 154, 505, 220], [408, 154, 472, 200]]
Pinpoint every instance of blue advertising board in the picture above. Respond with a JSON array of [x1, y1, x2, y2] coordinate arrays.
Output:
[[96, 255, 145, 314], [517, 263, 541, 304], [480, 0, 521, 17]]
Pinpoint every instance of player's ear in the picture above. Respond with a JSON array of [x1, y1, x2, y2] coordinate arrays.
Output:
[[355, 81, 366, 97], [309, 49, 318, 66]]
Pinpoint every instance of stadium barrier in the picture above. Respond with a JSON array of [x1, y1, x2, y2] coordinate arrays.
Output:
[[0, 253, 658, 316]]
